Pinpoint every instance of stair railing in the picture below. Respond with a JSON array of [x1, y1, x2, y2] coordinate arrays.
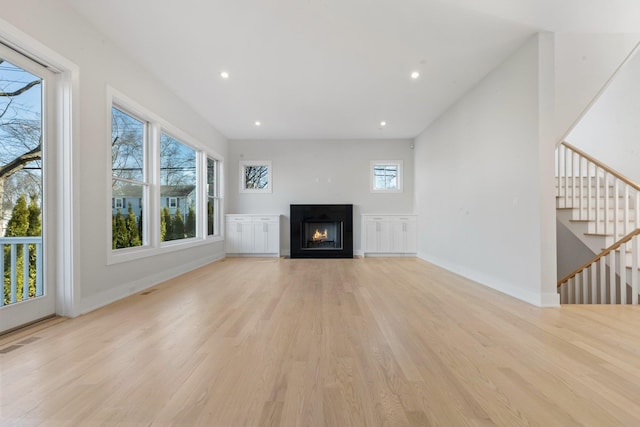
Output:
[[557, 141, 640, 242], [557, 228, 640, 304]]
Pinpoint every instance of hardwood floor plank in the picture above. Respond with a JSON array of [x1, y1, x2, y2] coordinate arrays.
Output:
[[3, 257, 640, 426]]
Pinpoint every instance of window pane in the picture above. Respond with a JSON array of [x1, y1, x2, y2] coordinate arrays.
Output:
[[373, 164, 398, 190], [112, 107, 144, 182], [0, 57, 44, 304], [207, 157, 216, 197], [244, 165, 269, 189], [160, 133, 196, 241], [111, 180, 144, 249], [208, 197, 217, 236], [207, 157, 217, 236]]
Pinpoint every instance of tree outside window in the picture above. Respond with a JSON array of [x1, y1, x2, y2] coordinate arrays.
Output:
[[240, 160, 272, 193]]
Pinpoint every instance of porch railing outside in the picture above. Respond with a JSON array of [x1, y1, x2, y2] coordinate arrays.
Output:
[[1, 237, 43, 306]]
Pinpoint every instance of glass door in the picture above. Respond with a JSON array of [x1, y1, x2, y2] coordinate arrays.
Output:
[[0, 44, 55, 333]]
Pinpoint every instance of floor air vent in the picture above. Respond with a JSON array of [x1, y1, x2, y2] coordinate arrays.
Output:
[[0, 345, 23, 354]]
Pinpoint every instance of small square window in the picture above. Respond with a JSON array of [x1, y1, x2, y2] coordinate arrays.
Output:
[[240, 160, 272, 193], [114, 197, 124, 209], [168, 197, 178, 209], [371, 160, 402, 192]]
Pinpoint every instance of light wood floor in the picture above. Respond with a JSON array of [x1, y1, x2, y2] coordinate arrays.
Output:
[[2, 258, 640, 426]]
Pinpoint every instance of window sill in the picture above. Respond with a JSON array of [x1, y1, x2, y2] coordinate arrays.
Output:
[[107, 235, 224, 265]]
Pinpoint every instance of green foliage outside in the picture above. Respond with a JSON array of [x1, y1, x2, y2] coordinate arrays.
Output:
[[112, 203, 143, 249], [3, 194, 41, 305], [186, 205, 196, 238], [112, 203, 196, 247]]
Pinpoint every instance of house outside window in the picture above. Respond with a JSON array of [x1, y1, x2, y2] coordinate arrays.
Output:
[[109, 89, 224, 263], [160, 132, 197, 242], [111, 106, 147, 249]]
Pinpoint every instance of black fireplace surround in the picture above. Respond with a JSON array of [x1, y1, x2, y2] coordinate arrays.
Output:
[[290, 204, 353, 258]]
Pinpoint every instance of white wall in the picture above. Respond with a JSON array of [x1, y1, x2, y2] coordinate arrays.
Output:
[[0, 0, 228, 314], [227, 139, 414, 255], [568, 44, 640, 182], [554, 34, 640, 143], [414, 34, 559, 306]]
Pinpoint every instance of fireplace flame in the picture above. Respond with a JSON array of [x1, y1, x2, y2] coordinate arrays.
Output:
[[312, 228, 329, 242]]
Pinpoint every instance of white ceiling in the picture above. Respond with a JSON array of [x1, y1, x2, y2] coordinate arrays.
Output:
[[64, 0, 640, 140]]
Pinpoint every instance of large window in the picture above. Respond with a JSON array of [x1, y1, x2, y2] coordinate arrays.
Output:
[[160, 133, 196, 242], [109, 92, 223, 260], [111, 107, 147, 249]]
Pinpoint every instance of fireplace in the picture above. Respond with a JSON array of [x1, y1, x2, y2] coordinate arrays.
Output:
[[290, 204, 353, 258]]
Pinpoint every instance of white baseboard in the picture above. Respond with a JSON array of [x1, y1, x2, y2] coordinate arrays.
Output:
[[79, 251, 225, 315], [417, 252, 560, 308], [362, 252, 416, 258]]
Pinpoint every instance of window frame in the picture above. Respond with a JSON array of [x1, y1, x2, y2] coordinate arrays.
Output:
[[239, 160, 272, 193], [206, 156, 221, 237], [159, 129, 199, 245], [107, 87, 224, 265], [370, 160, 403, 193], [110, 103, 150, 250]]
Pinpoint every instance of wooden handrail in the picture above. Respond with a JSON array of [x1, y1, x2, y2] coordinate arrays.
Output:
[[557, 228, 640, 287], [562, 141, 640, 192]]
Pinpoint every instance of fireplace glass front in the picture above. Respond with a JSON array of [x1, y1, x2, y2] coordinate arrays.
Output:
[[302, 221, 343, 250]]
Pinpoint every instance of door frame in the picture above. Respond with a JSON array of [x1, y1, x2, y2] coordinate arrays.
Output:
[[0, 20, 79, 332]]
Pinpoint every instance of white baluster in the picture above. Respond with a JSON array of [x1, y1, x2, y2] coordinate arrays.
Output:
[[610, 250, 617, 304], [590, 264, 597, 304], [569, 277, 575, 304], [604, 172, 610, 235], [587, 161, 593, 221], [600, 257, 606, 304], [620, 242, 627, 305], [624, 185, 630, 236], [632, 235, 638, 305], [595, 167, 601, 233], [579, 156, 584, 219], [614, 180, 620, 240], [564, 146, 569, 206], [573, 151, 578, 210], [22, 244, 29, 301], [636, 190, 640, 231]]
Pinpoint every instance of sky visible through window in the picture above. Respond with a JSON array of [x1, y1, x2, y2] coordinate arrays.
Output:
[[0, 57, 43, 236]]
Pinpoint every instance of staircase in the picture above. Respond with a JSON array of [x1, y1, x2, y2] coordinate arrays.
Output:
[[556, 142, 640, 304]]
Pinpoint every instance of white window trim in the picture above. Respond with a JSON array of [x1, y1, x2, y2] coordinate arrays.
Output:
[[106, 87, 224, 266], [240, 160, 272, 193], [370, 160, 403, 193], [168, 197, 178, 209], [206, 156, 222, 238]]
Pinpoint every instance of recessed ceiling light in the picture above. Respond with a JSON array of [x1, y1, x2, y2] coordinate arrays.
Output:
[[380, 121, 387, 127], [254, 121, 261, 126], [411, 71, 420, 79], [220, 71, 230, 79]]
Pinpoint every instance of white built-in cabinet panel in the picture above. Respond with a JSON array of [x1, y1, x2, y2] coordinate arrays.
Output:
[[362, 215, 417, 256], [225, 215, 280, 256]]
